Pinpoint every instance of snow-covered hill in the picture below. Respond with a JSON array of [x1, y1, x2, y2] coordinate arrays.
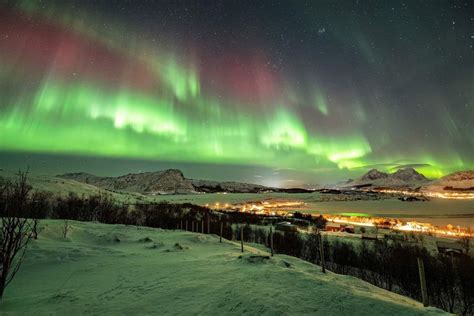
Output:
[[1, 220, 444, 315], [0, 169, 146, 202], [422, 170, 474, 193], [60, 169, 197, 194]]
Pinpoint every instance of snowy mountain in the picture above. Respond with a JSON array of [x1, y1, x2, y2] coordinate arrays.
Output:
[[60, 169, 196, 194], [392, 168, 427, 182], [340, 168, 429, 189], [59, 169, 290, 194], [360, 169, 388, 181]]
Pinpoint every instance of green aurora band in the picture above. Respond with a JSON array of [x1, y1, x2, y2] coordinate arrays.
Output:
[[0, 2, 472, 181], [0, 78, 372, 169]]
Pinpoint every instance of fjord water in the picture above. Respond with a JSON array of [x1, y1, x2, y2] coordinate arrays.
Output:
[[150, 192, 474, 228]]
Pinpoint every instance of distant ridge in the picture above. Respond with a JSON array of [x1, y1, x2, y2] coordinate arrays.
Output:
[[58, 170, 314, 195]]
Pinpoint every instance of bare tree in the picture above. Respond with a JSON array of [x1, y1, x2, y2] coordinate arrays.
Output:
[[0, 171, 37, 300]]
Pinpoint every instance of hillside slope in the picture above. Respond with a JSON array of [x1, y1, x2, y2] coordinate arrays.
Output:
[[422, 170, 474, 193], [1, 220, 444, 315], [60, 169, 196, 194], [0, 169, 146, 202]]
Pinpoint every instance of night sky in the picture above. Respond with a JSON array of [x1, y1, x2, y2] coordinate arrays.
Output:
[[0, 1, 473, 186]]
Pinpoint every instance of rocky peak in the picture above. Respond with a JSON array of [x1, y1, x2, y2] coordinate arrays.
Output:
[[392, 168, 427, 182], [361, 169, 388, 181], [160, 169, 185, 178]]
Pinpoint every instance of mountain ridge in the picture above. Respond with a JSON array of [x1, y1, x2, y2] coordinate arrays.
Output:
[[339, 167, 429, 189], [336, 168, 474, 193], [58, 170, 313, 194]]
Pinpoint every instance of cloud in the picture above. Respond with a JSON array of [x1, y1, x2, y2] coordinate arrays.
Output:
[[389, 163, 432, 171], [350, 162, 432, 171]]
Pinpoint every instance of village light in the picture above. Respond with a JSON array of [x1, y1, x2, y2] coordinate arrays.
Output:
[[204, 199, 473, 238], [377, 189, 474, 200]]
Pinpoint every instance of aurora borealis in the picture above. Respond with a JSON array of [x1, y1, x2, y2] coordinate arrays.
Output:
[[0, 1, 473, 185]]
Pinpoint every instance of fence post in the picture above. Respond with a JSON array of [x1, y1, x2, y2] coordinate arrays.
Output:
[[220, 222, 223, 243], [207, 216, 210, 234], [192, 221, 194, 232], [185, 220, 188, 231], [63, 220, 69, 238], [202, 220, 204, 234], [417, 257, 429, 307], [270, 226, 274, 257], [318, 231, 326, 273], [240, 225, 244, 253]]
